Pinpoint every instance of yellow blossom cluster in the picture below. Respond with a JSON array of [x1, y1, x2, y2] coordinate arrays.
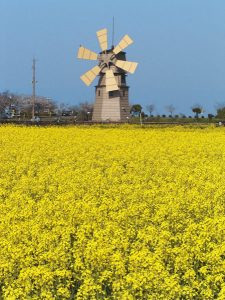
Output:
[[1, 125, 225, 299]]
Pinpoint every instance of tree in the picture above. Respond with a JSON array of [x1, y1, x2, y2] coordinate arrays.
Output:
[[79, 101, 93, 114], [179, 113, 186, 118], [146, 104, 155, 116], [215, 104, 225, 119], [208, 114, 214, 120], [76, 101, 93, 121], [61, 101, 94, 121], [216, 108, 225, 119], [165, 104, 175, 117], [0, 91, 20, 116], [192, 105, 203, 118], [34, 98, 57, 116], [130, 104, 142, 116], [19, 96, 57, 117]]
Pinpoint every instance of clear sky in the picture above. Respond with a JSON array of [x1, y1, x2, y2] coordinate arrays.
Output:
[[1, 0, 225, 115]]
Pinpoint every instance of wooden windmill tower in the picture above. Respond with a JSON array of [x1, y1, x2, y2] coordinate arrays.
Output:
[[77, 28, 138, 122]]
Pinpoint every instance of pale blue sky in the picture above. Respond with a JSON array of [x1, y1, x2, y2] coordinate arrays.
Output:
[[1, 0, 225, 115]]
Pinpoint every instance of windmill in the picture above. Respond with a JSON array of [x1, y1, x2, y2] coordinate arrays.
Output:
[[77, 28, 138, 122]]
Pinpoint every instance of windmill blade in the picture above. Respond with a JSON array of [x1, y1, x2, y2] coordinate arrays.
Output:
[[80, 65, 101, 86], [113, 35, 133, 54], [115, 60, 138, 74], [96, 28, 108, 52], [105, 69, 118, 92], [77, 46, 98, 60]]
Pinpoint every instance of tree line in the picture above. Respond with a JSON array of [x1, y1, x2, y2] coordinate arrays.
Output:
[[0, 91, 93, 121], [131, 103, 225, 119], [2, 90, 225, 121]]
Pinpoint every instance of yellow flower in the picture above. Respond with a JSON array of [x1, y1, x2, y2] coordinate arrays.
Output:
[[0, 125, 225, 299]]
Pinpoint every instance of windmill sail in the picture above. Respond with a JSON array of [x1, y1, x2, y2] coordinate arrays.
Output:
[[113, 35, 133, 54], [115, 60, 138, 74], [77, 46, 98, 60], [96, 28, 108, 52], [105, 69, 118, 92], [80, 65, 101, 86]]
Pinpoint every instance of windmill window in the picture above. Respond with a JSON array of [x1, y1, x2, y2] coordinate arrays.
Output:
[[109, 90, 120, 98], [98, 90, 100, 96], [123, 90, 126, 97]]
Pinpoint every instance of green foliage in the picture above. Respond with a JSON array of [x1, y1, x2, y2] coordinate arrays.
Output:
[[216, 107, 225, 119], [192, 106, 203, 118], [130, 104, 142, 115]]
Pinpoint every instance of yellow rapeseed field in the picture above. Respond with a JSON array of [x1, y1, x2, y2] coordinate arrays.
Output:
[[1, 125, 225, 299]]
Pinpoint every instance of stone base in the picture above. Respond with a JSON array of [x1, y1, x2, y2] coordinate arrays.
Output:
[[92, 87, 130, 122]]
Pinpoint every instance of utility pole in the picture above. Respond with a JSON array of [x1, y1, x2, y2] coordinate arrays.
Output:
[[32, 58, 36, 119], [140, 109, 143, 126]]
